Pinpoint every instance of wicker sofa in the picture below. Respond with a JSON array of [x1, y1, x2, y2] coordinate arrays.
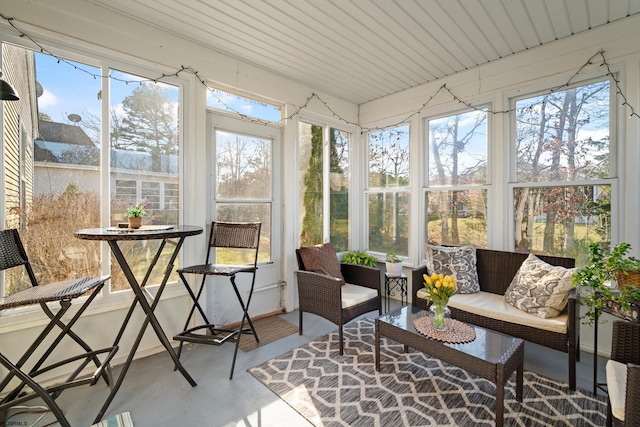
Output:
[[411, 248, 579, 390]]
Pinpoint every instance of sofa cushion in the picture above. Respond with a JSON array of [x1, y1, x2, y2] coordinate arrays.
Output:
[[425, 244, 480, 293], [606, 359, 627, 422], [504, 253, 576, 318], [342, 283, 378, 308], [299, 242, 344, 281], [416, 289, 568, 334]]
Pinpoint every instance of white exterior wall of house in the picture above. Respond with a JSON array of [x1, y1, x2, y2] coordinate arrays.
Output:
[[34, 163, 100, 197], [0, 0, 638, 386]]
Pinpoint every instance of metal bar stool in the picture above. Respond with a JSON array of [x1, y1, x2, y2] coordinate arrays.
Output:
[[174, 221, 261, 379], [0, 228, 118, 424]]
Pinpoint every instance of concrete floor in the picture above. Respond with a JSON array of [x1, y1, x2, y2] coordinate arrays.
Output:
[[8, 300, 608, 427]]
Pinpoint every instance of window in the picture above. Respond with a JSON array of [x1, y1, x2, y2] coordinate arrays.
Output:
[[512, 80, 612, 264], [1, 43, 183, 297], [367, 125, 409, 256], [214, 130, 272, 262], [206, 87, 281, 123], [425, 109, 488, 248], [298, 122, 350, 251]]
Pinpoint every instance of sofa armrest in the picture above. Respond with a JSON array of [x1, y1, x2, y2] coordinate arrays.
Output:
[[411, 265, 429, 308], [340, 263, 381, 293], [295, 270, 344, 311], [626, 363, 640, 424]]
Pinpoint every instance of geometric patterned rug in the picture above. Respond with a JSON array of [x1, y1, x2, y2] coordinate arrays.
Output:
[[249, 319, 607, 426]]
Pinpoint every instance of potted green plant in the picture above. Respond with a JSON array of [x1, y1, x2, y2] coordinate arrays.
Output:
[[125, 204, 146, 229], [342, 250, 378, 268], [385, 251, 403, 277], [572, 242, 640, 324]]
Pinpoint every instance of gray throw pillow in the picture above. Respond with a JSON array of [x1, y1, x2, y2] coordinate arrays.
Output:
[[424, 244, 480, 294]]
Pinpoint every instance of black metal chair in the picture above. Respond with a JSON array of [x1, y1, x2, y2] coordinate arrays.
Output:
[[174, 221, 261, 379], [0, 228, 118, 426]]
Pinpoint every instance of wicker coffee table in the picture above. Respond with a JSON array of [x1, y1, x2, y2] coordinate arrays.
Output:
[[375, 305, 524, 427]]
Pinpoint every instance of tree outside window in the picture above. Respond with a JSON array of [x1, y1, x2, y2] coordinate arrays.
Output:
[[426, 110, 488, 248], [513, 80, 612, 264], [367, 125, 409, 256], [215, 130, 272, 263], [298, 123, 350, 251]]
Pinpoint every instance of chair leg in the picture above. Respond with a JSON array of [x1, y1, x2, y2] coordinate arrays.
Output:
[[338, 325, 344, 355], [299, 311, 303, 335], [0, 353, 71, 427]]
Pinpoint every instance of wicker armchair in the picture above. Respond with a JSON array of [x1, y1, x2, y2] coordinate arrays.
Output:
[[296, 246, 382, 355], [606, 321, 640, 427]]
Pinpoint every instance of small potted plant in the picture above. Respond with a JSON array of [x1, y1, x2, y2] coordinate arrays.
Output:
[[572, 242, 640, 324], [385, 251, 403, 277], [125, 204, 146, 229], [342, 249, 378, 268]]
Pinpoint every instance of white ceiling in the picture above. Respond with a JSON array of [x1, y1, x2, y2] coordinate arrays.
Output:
[[89, 0, 640, 105]]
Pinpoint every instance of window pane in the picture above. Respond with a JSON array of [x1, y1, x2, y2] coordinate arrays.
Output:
[[428, 109, 487, 185], [426, 190, 487, 247], [216, 203, 271, 263], [109, 70, 180, 291], [216, 131, 272, 200], [368, 192, 409, 256], [513, 185, 611, 264], [368, 125, 409, 187], [3, 46, 102, 296], [206, 87, 281, 123], [515, 81, 610, 182], [329, 128, 349, 251], [299, 122, 323, 247]]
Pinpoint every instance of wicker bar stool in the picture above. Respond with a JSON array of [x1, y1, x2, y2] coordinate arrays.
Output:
[[174, 221, 261, 379], [0, 228, 118, 425]]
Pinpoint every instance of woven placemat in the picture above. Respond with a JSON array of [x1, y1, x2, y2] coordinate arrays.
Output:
[[414, 316, 476, 343]]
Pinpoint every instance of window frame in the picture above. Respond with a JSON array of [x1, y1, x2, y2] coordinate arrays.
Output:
[[0, 36, 190, 308], [365, 123, 411, 258], [422, 106, 491, 249], [297, 112, 357, 251], [507, 75, 618, 258]]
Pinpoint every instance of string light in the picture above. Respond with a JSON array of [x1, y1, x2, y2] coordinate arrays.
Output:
[[1, 13, 638, 128]]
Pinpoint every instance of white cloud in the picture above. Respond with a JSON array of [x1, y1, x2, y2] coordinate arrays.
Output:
[[38, 89, 58, 108]]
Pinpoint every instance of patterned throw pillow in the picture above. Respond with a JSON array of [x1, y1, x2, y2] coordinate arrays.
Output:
[[504, 253, 577, 318], [298, 242, 344, 281], [424, 245, 480, 294]]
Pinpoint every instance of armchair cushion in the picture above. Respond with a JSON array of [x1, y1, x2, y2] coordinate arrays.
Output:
[[607, 359, 626, 422], [298, 242, 344, 281], [342, 283, 379, 308], [504, 254, 576, 318], [425, 244, 480, 293]]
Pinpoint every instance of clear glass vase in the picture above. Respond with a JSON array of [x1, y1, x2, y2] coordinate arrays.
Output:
[[430, 300, 450, 331]]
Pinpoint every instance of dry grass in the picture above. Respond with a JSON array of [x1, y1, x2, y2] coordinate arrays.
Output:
[[5, 188, 178, 295]]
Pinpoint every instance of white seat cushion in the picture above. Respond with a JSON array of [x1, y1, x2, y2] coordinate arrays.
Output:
[[606, 359, 627, 422], [416, 290, 568, 334], [342, 283, 378, 308]]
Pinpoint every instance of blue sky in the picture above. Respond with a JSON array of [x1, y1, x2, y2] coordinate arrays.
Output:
[[36, 52, 281, 128]]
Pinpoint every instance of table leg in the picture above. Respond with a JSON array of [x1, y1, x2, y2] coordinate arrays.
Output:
[[495, 365, 505, 427], [516, 361, 523, 402], [375, 320, 380, 371], [93, 238, 196, 423]]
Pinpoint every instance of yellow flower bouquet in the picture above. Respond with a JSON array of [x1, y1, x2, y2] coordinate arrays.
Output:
[[423, 273, 457, 330]]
